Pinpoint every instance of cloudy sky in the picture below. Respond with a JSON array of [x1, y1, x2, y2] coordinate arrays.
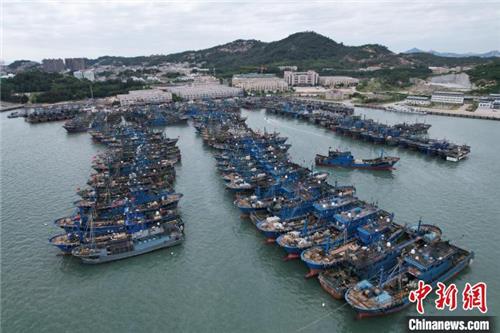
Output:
[[2, 0, 500, 63]]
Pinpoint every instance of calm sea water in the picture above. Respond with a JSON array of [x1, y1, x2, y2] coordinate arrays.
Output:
[[1, 107, 499, 332]]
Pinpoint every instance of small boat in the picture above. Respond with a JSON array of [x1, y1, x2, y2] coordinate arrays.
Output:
[[445, 145, 470, 162], [315, 149, 399, 170], [386, 105, 427, 115]]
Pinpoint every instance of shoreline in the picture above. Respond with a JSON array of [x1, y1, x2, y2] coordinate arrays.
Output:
[[294, 97, 500, 121]]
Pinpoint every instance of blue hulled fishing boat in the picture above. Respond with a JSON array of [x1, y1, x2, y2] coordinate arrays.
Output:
[[315, 149, 399, 170]]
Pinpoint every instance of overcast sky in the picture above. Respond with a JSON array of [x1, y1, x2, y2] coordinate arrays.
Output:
[[2, 0, 500, 63]]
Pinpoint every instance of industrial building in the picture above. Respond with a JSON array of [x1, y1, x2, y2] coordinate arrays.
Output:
[[164, 83, 243, 100], [283, 70, 319, 86], [431, 91, 465, 105], [117, 89, 173, 106], [42, 59, 65, 72], [232, 74, 288, 93], [319, 76, 359, 87]]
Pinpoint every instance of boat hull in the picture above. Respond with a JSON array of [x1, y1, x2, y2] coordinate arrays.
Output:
[[78, 236, 184, 264]]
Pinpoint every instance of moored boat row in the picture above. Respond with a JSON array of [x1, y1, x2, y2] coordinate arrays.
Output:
[[192, 103, 473, 318], [49, 118, 184, 264], [243, 97, 470, 162]]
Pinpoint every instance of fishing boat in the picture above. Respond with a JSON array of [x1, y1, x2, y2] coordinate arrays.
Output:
[[63, 116, 90, 133], [315, 149, 399, 170], [234, 195, 285, 215], [345, 241, 474, 318], [319, 264, 360, 300], [313, 195, 359, 219], [72, 224, 184, 264], [301, 209, 394, 277], [277, 226, 343, 260], [256, 214, 323, 242]]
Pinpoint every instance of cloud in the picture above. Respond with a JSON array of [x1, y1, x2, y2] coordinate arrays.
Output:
[[2, 0, 499, 62]]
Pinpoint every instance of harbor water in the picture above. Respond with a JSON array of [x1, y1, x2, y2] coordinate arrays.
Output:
[[1, 107, 499, 332]]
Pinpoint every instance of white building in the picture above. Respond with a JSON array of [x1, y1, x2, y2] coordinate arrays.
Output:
[[478, 94, 500, 109], [478, 98, 492, 109], [73, 70, 95, 81], [283, 70, 319, 86], [192, 75, 219, 84], [278, 65, 298, 71], [232, 74, 288, 93], [164, 83, 243, 100], [405, 95, 431, 106], [431, 91, 464, 105], [319, 76, 359, 87], [117, 89, 172, 106]]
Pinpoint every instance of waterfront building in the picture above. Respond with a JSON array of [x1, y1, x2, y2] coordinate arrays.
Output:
[[324, 89, 347, 100], [431, 91, 464, 105], [319, 76, 359, 88], [478, 98, 493, 109], [73, 70, 95, 81], [493, 100, 500, 110], [479, 94, 500, 109], [65, 58, 86, 71], [293, 86, 329, 97], [164, 83, 243, 100], [42, 59, 65, 72], [405, 95, 431, 106], [283, 70, 319, 86], [117, 89, 172, 106], [232, 73, 288, 93]]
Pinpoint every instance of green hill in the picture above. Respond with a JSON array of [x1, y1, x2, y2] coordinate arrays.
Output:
[[163, 31, 408, 73], [64, 31, 492, 78]]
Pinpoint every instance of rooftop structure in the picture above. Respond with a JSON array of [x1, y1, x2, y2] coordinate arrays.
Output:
[[283, 70, 319, 86], [117, 89, 172, 106], [319, 76, 359, 88], [163, 83, 243, 101], [232, 73, 288, 93]]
